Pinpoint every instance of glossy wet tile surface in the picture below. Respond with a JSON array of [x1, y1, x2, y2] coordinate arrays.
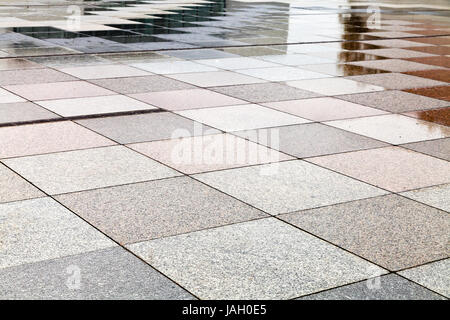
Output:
[[1, 0, 449, 300]]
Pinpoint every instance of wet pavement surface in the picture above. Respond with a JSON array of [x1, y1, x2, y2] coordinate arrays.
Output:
[[0, 0, 449, 300]]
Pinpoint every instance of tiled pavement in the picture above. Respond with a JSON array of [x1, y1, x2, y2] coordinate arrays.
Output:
[[0, 0, 449, 300]]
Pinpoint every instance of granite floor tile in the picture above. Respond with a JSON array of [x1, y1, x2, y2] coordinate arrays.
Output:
[[0, 197, 115, 269], [77, 112, 220, 144], [193, 57, 278, 70], [58, 64, 152, 80], [356, 48, 437, 59], [176, 104, 310, 132], [0, 121, 115, 159], [127, 218, 385, 299], [4, 81, 115, 101], [326, 114, 450, 144], [130, 61, 218, 74], [89, 75, 195, 94], [299, 64, 388, 77], [400, 184, 450, 213], [405, 46, 450, 55], [407, 36, 450, 45], [346, 73, 447, 90], [255, 54, 334, 66], [349, 59, 444, 72], [210, 83, 319, 103], [128, 133, 293, 174], [406, 56, 450, 68], [299, 274, 444, 300], [0, 247, 194, 300], [194, 160, 386, 214], [35, 95, 156, 117], [30, 54, 110, 68], [3, 146, 179, 195], [280, 194, 449, 270], [56, 177, 266, 244], [0, 87, 26, 103], [160, 49, 239, 60], [404, 107, 450, 126], [129, 89, 246, 111], [404, 69, 450, 82], [166, 71, 266, 87], [404, 86, 450, 101], [400, 138, 450, 161], [263, 97, 387, 121], [286, 77, 385, 96], [0, 101, 59, 124], [0, 58, 41, 71], [399, 259, 450, 298], [308, 146, 450, 192], [235, 66, 330, 82], [235, 123, 388, 158], [0, 163, 43, 204], [0, 68, 76, 86], [338, 90, 449, 113]]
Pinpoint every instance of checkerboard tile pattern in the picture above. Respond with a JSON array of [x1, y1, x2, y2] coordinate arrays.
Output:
[[1, 0, 449, 300]]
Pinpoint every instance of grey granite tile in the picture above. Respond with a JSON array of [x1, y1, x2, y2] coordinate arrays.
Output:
[[160, 49, 239, 60], [401, 138, 450, 161], [0, 68, 76, 86], [194, 160, 387, 214], [280, 194, 449, 270], [89, 75, 195, 94], [0, 102, 60, 124], [3, 146, 179, 195], [0, 197, 115, 269], [234, 124, 388, 158], [128, 218, 386, 299], [0, 163, 43, 204], [345, 73, 447, 90], [299, 274, 445, 300], [349, 59, 444, 72], [77, 112, 220, 144], [399, 259, 450, 298], [0, 247, 194, 300], [400, 184, 450, 212], [56, 177, 266, 244]]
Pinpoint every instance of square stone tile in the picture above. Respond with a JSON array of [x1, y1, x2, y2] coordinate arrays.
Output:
[[130, 61, 218, 74], [404, 69, 450, 83], [0, 247, 194, 300], [235, 66, 330, 82], [3, 146, 179, 195], [308, 146, 450, 192], [361, 39, 431, 48], [286, 78, 385, 95], [399, 259, 450, 298], [161, 49, 239, 60], [349, 59, 444, 72], [357, 48, 436, 59], [404, 107, 450, 126], [0, 88, 26, 104], [58, 64, 152, 80], [406, 56, 450, 68], [346, 73, 447, 90], [235, 124, 388, 158], [166, 71, 266, 87], [4, 81, 115, 101], [128, 218, 385, 299], [299, 64, 388, 77], [129, 89, 246, 111], [0, 102, 59, 124], [89, 75, 194, 94], [326, 114, 450, 144], [299, 274, 444, 300], [194, 57, 278, 70], [405, 46, 450, 56], [401, 138, 450, 161], [0, 68, 76, 86], [128, 133, 293, 174], [56, 177, 266, 244], [404, 86, 450, 101], [263, 97, 387, 121], [210, 83, 320, 103], [176, 104, 310, 132], [0, 197, 115, 269], [36, 95, 156, 117], [0, 163, 43, 204], [0, 58, 41, 71], [400, 184, 450, 212], [77, 112, 220, 144], [338, 90, 449, 112], [255, 54, 334, 66], [0, 121, 115, 159], [194, 160, 387, 214], [280, 194, 449, 270]]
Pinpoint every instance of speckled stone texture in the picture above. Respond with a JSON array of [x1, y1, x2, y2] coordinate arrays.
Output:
[[0, 101, 59, 124], [299, 274, 445, 300], [401, 184, 450, 212], [401, 138, 450, 161], [0, 197, 115, 269], [0, 164, 43, 204], [127, 218, 386, 299], [399, 259, 450, 298], [194, 160, 386, 214], [3, 146, 179, 194], [0, 68, 76, 86], [345, 73, 447, 90], [280, 194, 449, 271], [55, 177, 266, 244], [0, 247, 194, 300]]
